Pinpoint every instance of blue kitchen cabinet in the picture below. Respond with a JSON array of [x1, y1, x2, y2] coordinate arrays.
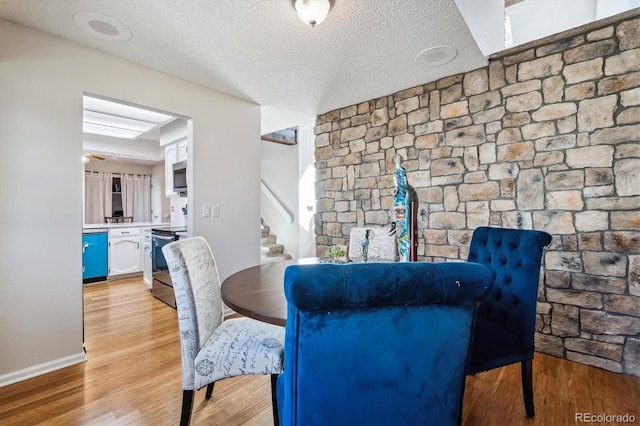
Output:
[[83, 232, 108, 283]]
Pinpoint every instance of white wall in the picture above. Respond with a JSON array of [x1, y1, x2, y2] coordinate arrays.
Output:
[[596, 0, 640, 19], [261, 140, 299, 258], [454, 0, 505, 56], [159, 118, 188, 147], [0, 19, 261, 386], [505, 0, 640, 48], [297, 122, 317, 258], [507, 0, 596, 48]]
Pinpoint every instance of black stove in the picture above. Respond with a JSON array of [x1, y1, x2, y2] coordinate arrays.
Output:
[[151, 226, 187, 308], [151, 226, 187, 236]]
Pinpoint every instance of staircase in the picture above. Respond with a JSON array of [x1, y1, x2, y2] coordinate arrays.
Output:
[[261, 222, 292, 264]]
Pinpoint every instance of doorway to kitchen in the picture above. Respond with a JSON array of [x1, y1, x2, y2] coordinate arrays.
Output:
[[81, 92, 192, 352]]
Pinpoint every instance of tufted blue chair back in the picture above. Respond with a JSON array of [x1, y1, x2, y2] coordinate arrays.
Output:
[[466, 226, 552, 418], [276, 261, 492, 426], [467, 226, 552, 359]]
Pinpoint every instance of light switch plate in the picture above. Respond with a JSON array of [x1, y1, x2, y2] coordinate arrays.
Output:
[[202, 205, 211, 217], [212, 205, 220, 217]]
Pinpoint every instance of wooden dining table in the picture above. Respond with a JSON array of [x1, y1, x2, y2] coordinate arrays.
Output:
[[222, 256, 401, 325], [221, 258, 320, 326]]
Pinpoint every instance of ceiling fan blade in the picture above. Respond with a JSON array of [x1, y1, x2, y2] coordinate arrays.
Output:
[[87, 154, 107, 160]]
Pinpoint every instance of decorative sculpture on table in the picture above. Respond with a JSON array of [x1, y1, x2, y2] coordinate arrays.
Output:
[[360, 229, 370, 262], [389, 155, 418, 262]]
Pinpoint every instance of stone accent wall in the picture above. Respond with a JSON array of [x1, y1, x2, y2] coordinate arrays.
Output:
[[313, 11, 640, 377]]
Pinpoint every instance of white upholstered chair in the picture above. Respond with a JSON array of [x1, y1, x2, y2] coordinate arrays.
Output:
[[162, 237, 284, 426], [348, 226, 398, 261]]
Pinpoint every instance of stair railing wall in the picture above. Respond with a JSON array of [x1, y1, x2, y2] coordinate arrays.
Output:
[[260, 180, 294, 224]]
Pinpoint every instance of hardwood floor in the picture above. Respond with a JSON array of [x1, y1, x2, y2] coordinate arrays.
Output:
[[1, 277, 638, 425]]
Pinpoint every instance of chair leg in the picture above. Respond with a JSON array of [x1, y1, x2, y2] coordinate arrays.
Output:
[[521, 359, 535, 418], [271, 374, 279, 426], [180, 390, 195, 426], [205, 382, 215, 399]]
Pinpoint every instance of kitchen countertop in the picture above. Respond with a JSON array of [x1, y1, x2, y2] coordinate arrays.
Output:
[[83, 222, 170, 231]]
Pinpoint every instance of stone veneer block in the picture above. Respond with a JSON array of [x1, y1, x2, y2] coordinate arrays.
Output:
[[516, 169, 543, 209], [621, 87, 640, 106], [563, 58, 603, 84], [577, 95, 617, 132], [623, 339, 640, 377], [518, 54, 563, 80], [630, 256, 640, 296], [567, 351, 622, 373], [587, 26, 613, 41], [463, 69, 489, 96], [582, 251, 627, 277], [572, 274, 626, 295], [563, 39, 616, 64], [531, 103, 577, 121], [547, 288, 602, 309], [566, 145, 614, 168], [605, 48, 640, 76], [581, 310, 640, 335], [542, 76, 564, 103], [575, 211, 608, 231], [565, 82, 596, 100], [565, 338, 622, 361], [597, 71, 640, 95], [614, 158, 640, 196], [590, 123, 640, 144], [617, 18, 640, 50], [617, 106, 640, 124], [545, 170, 584, 190], [602, 294, 640, 316], [505, 91, 543, 112], [440, 101, 469, 119]]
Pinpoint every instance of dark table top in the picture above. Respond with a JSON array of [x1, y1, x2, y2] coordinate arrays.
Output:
[[220, 258, 320, 326]]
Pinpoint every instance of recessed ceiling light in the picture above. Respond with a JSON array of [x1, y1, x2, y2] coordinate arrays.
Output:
[[415, 46, 458, 67], [82, 95, 176, 140], [73, 12, 132, 42]]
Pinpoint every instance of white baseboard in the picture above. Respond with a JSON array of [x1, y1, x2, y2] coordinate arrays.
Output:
[[0, 352, 87, 388]]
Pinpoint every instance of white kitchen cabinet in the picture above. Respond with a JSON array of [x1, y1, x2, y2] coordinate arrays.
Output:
[[165, 143, 178, 197], [165, 139, 188, 197], [177, 139, 188, 162], [109, 228, 142, 276]]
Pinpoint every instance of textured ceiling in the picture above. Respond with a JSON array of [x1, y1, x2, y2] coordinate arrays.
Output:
[[0, 0, 489, 134]]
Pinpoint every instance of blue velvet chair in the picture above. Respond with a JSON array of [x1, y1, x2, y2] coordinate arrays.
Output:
[[276, 261, 492, 426], [466, 226, 552, 418]]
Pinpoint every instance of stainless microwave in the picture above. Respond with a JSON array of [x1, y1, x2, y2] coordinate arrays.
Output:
[[173, 161, 187, 192]]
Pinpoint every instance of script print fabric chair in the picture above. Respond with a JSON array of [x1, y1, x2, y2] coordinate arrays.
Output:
[[277, 261, 493, 426], [466, 226, 552, 418], [162, 237, 285, 426], [348, 226, 398, 261]]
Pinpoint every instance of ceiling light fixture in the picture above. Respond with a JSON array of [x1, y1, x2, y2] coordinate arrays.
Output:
[[292, 0, 334, 27], [73, 12, 132, 42], [415, 46, 458, 68], [82, 96, 176, 139]]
